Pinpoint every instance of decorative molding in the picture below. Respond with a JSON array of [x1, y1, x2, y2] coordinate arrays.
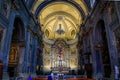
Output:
[[11, 0, 19, 10], [0, 12, 9, 27], [109, 17, 119, 31]]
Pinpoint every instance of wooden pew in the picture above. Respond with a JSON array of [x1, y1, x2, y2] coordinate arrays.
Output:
[[67, 78, 95, 80], [33, 78, 95, 80]]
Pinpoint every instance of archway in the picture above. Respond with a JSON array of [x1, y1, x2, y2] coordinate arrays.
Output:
[[8, 17, 25, 78], [94, 20, 111, 78]]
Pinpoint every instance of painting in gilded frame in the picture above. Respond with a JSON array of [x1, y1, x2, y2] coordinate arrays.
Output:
[[9, 46, 18, 64]]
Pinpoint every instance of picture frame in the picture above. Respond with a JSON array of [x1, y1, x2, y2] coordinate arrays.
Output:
[[9, 46, 18, 63]]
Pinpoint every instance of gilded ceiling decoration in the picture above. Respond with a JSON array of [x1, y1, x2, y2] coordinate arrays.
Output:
[[31, 0, 89, 43], [44, 16, 77, 40]]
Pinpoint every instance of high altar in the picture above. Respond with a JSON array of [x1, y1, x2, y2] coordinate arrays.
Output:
[[43, 40, 78, 74]]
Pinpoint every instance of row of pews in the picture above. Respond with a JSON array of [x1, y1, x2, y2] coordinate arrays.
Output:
[[33, 78, 95, 80]]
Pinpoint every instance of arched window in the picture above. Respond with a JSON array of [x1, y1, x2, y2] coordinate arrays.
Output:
[[90, 0, 95, 8], [24, 0, 28, 3]]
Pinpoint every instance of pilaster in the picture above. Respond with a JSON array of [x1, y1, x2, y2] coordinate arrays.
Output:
[[22, 31, 30, 73], [30, 37, 37, 77], [2, 10, 16, 79], [104, 10, 118, 79], [89, 33, 103, 79]]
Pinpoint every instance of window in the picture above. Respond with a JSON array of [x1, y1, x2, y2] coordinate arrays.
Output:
[[24, 0, 28, 3], [90, 0, 95, 8]]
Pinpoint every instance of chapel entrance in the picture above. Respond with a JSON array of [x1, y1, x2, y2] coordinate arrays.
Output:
[[8, 18, 25, 78]]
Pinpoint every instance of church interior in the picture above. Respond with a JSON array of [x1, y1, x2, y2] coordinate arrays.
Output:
[[0, 0, 120, 80]]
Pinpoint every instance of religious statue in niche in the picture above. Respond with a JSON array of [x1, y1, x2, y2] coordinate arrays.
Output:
[[0, 28, 4, 50], [9, 46, 18, 63]]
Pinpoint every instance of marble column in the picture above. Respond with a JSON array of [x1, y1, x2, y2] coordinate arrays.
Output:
[[104, 12, 118, 79], [30, 37, 37, 77], [90, 33, 103, 79], [51, 47, 54, 68], [22, 31, 30, 74], [2, 10, 15, 79]]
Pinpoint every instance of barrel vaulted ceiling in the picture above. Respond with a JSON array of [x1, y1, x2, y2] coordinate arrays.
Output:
[[31, 0, 89, 43]]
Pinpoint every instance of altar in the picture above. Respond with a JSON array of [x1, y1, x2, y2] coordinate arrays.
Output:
[[51, 67, 70, 74], [43, 40, 78, 73]]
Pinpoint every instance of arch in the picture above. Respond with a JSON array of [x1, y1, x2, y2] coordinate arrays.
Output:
[[94, 20, 111, 78], [44, 11, 77, 24], [8, 17, 25, 78], [94, 20, 105, 41], [53, 39, 68, 47], [12, 17, 25, 40], [35, 0, 86, 19]]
